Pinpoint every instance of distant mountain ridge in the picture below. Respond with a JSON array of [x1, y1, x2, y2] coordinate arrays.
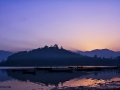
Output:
[[76, 49, 120, 58], [1, 46, 120, 66], [0, 50, 13, 62]]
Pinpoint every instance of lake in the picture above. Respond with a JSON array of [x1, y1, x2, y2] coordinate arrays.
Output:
[[0, 66, 120, 90]]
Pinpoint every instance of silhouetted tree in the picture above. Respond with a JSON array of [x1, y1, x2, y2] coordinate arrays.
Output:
[[54, 44, 59, 49], [60, 46, 63, 49], [44, 45, 49, 49]]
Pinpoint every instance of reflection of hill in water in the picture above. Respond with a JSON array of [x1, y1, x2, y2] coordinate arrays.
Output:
[[5, 69, 120, 85], [6, 69, 89, 85], [79, 69, 120, 80], [0, 69, 11, 81]]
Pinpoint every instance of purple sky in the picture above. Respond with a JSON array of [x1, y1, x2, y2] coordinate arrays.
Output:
[[0, 0, 120, 52]]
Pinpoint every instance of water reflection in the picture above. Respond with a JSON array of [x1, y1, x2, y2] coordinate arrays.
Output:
[[0, 79, 55, 90], [56, 77, 120, 90], [0, 69, 11, 81], [0, 68, 120, 90], [61, 78, 105, 87], [57, 70, 120, 89], [6, 69, 88, 85]]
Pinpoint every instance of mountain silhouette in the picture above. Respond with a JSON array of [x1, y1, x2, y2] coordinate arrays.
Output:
[[4, 44, 84, 66], [0, 50, 13, 62], [76, 49, 120, 58], [1, 45, 120, 66]]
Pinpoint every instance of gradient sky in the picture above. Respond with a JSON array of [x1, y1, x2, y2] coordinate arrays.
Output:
[[0, 0, 120, 52]]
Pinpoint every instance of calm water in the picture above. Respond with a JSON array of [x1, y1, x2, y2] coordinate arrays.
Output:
[[0, 66, 120, 90]]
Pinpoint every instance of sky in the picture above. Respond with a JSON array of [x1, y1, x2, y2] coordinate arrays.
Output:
[[0, 0, 120, 52]]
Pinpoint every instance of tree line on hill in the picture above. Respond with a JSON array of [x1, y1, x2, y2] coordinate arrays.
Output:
[[0, 44, 120, 66]]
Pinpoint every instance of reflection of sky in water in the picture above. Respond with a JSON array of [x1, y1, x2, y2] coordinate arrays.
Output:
[[0, 80, 55, 90], [60, 78, 105, 87], [0, 69, 120, 90], [59, 77, 120, 89], [79, 70, 120, 80], [59, 70, 120, 89]]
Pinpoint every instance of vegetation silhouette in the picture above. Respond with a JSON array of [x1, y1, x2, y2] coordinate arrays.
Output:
[[0, 44, 120, 66]]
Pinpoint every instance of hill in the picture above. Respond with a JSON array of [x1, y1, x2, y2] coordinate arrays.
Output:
[[5, 44, 83, 66], [1, 45, 120, 66], [76, 49, 120, 58], [0, 50, 13, 62]]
